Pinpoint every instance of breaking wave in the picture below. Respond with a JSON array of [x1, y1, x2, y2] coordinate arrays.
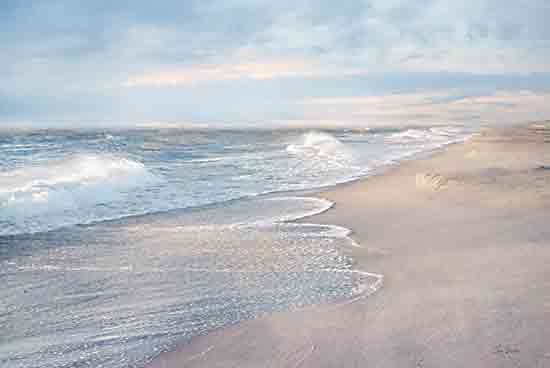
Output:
[[286, 131, 356, 169], [386, 126, 465, 145], [0, 154, 159, 235], [287, 131, 350, 158]]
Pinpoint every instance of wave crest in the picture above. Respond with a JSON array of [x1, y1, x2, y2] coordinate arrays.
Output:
[[386, 126, 465, 144], [286, 131, 353, 163], [0, 154, 158, 235]]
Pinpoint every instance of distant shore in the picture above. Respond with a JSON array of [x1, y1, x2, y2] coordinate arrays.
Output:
[[149, 121, 550, 368]]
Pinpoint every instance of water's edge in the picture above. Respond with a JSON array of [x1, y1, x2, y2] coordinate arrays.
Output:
[[145, 135, 472, 366], [1, 130, 476, 368]]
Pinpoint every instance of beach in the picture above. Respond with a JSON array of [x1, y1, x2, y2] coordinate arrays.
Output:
[[4, 2, 550, 367], [149, 122, 550, 368], [2, 126, 478, 367]]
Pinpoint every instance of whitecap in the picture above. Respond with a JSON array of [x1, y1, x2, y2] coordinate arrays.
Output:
[[0, 154, 159, 235]]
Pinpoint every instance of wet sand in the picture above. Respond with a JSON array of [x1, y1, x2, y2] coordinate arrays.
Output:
[[149, 122, 550, 368]]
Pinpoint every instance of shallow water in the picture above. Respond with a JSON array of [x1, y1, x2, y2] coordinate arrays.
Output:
[[1, 197, 377, 367], [0, 127, 473, 367]]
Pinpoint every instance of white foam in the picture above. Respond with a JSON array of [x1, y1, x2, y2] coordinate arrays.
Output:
[[261, 196, 334, 223], [286, 131, 355, 167], [386, 128, 433, 143], [0, 154, 159, 235], [386, 126, 466, 146]]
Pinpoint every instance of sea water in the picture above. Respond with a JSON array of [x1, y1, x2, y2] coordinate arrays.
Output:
[[0, 127, 472, 367]]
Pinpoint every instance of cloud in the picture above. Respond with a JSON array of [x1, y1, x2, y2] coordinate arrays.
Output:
[[296, 90, 550, 126], [1, 0, 550, 126], [123, 60, 366, 87]]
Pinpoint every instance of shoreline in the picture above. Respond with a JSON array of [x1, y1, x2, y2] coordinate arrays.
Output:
[[148, 121, 550, 368], [1, 127, 471, 239]]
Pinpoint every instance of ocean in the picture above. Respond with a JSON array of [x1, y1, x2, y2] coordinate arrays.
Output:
[[0, 126, 472, 367]]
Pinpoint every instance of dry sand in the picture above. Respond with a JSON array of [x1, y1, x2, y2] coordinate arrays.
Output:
[[149, 122, 550, 368]]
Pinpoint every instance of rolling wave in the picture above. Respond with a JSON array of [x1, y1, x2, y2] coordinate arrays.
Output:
[[286, 131, 357, 171], [287, 131, 351, 158], [0, 154, 159, 235]]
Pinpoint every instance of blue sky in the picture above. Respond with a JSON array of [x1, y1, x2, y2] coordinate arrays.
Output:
[[2, 0, 550, 128]]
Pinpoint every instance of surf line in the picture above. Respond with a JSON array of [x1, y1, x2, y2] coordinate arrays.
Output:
[[151, 196, 383, 366], [284, 196, 385, 308]]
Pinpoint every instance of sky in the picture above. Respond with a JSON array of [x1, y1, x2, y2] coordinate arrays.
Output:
[[2, 0, 550, 129]]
